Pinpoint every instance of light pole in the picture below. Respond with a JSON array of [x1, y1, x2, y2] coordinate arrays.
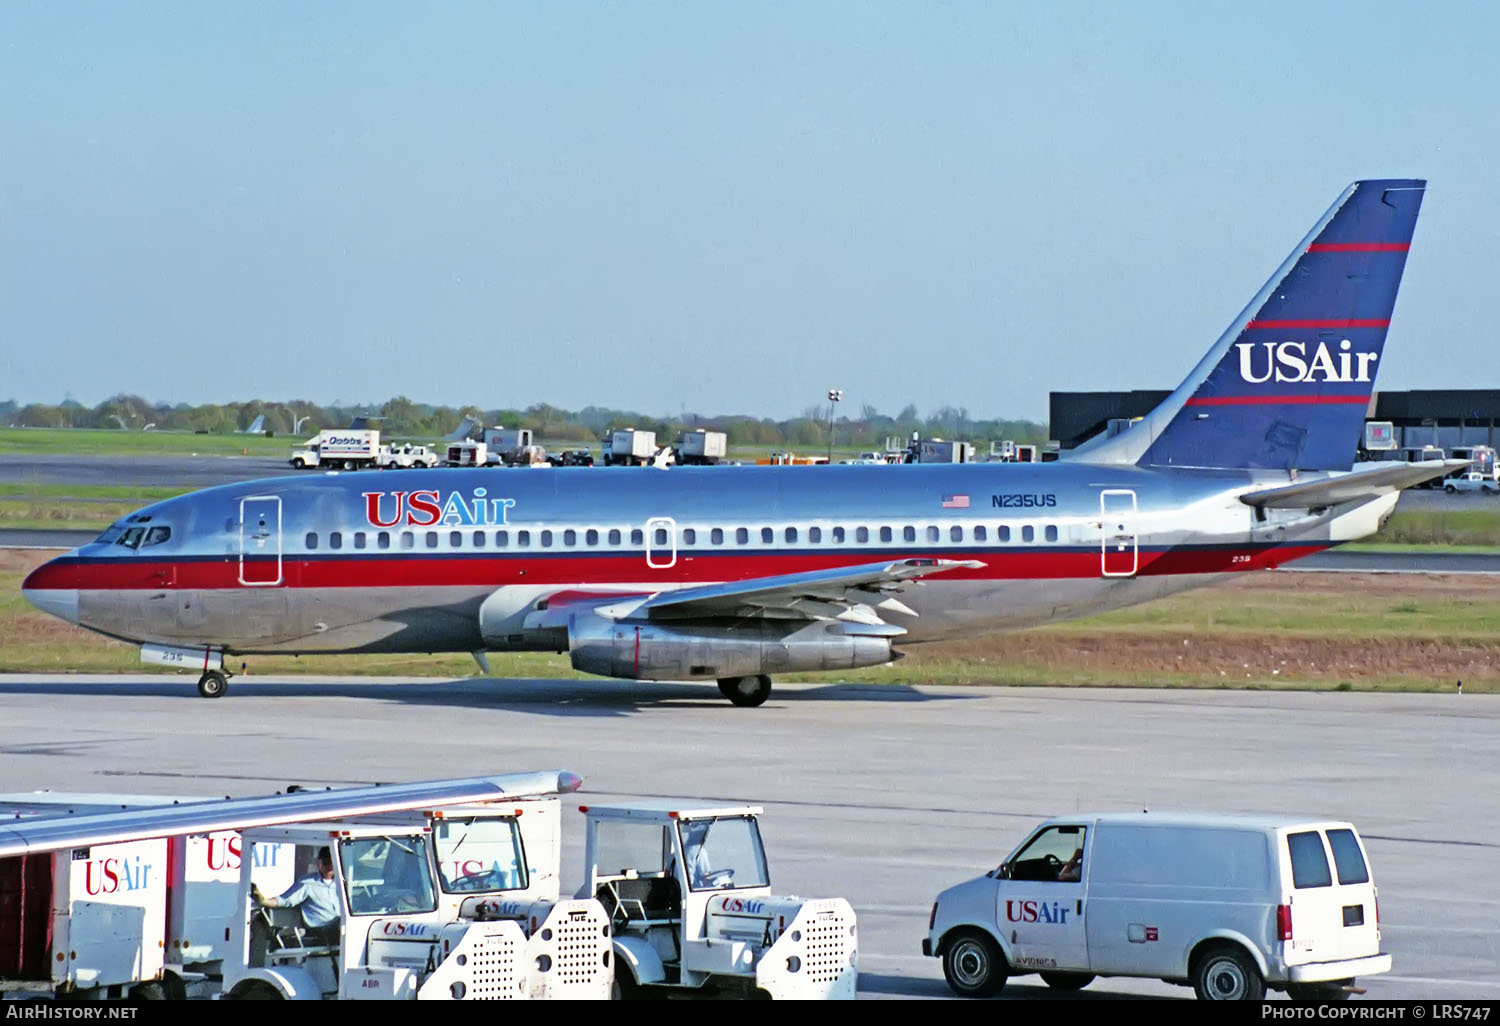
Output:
[[826, 389, 843, 464]]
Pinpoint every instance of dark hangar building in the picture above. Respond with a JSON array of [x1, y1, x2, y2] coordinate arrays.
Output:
[[1050, 390, 1500, 452]]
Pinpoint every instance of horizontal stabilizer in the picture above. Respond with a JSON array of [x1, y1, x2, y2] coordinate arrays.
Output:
[[1239, 459, 1468, 509]]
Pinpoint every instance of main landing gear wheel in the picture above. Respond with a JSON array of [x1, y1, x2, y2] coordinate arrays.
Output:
[[197, 669, 229, 699], [717, 675, 772, 707]]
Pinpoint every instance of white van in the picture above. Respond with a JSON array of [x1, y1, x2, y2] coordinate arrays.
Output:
[[923, 813, 1390, 1001]]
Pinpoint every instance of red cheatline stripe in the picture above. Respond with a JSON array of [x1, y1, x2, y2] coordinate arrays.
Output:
[[1244, 319, 1389, 330], [1308, 243, 1410, 252], [37, 543, 1336, 590], [1185, 395, 1370, 407]]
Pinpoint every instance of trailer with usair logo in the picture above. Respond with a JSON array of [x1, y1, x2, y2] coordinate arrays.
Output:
[[0, 793, 175, 1000], [0, 771, 594, 1000]]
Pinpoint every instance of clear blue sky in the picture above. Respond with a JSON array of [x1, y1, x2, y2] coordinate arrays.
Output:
[[2, 1, 1494, 422]]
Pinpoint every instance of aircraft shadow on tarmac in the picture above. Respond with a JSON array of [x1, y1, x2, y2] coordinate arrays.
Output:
[[0, 676, 984, 718]]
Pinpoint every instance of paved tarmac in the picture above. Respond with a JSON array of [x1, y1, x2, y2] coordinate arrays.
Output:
[[0, 453, 292, 489], [4, 452, 1498, 512], [0, 674, 1494, 1000]]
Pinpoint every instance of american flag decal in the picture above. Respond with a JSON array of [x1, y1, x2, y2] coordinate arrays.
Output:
[[941, 494, 970, 509]]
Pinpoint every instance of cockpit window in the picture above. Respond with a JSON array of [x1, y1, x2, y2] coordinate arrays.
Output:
[[142, 526, 171, 547], [117, 527, 146, 549], [95, 526, 125, 544]]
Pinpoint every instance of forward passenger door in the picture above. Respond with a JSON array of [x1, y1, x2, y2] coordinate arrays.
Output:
[[239, 497, 283, 586]]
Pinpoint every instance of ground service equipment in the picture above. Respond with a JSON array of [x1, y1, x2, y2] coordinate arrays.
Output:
[[579, 801, 857, 999], [379, 444, 440, 469], [224, 818, 611, 1000]]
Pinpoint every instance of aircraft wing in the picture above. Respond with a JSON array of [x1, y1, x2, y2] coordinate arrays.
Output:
[[0, 770, 581, 858], [1239, 459, 1469, 510], [560, 557, 984, 627]]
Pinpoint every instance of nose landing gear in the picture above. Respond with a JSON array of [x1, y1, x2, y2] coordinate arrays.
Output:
[[198, 668, 231, 698]]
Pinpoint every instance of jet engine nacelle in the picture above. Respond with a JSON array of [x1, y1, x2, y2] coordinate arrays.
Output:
[[566, 614, 893, 682]]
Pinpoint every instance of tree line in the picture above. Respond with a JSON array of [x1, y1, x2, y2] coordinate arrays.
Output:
[[0, 395, 1048, 451]]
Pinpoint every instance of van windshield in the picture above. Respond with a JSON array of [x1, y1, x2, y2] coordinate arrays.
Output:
[[1008, 825, 1086, 883]]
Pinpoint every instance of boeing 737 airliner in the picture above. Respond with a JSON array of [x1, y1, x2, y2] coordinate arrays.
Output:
[[24, 179, 1451, 706]]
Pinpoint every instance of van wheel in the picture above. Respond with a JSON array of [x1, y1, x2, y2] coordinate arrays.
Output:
[[126, 982, 167, 1000], [228, 981, 284, 1000], [1039, 971, 1094, 991], [1193, 945, 1265, 1000], [291, 458, 305, 469], [942, 930, 1007, 997], [1445, 484, 1457, 493], [1286, 981, 1352, 1001]]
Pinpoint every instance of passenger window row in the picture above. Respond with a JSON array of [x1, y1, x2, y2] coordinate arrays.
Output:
[[300, 521, 1067, 551]]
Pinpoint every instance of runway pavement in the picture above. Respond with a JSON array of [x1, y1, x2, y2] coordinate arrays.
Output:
[[0, 674, 1494, 1000], [0, 453, 293, 488]]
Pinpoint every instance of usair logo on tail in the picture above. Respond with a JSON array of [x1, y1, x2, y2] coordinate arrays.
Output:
[[1235, 340, 1377, 384]]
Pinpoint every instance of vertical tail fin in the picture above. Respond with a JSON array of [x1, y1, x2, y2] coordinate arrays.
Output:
[[1071, 179, 1425, 471]]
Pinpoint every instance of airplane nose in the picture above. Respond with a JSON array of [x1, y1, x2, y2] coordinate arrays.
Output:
[[22, 559, 81, 625]]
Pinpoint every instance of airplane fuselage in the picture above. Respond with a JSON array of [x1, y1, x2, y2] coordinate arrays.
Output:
[[23, 462, 1388, 658]]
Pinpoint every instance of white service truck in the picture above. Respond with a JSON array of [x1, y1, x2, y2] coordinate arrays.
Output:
[[601, 428, 658, 466], [291, 430, 381, 471], [579, 801, 857, 999], [673, 429, 728, 465], [913, 439, 975, 463], [224, 817, 611, 1000]]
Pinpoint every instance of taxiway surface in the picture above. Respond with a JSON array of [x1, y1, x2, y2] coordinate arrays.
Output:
[[0, 674, 1494, 1000]]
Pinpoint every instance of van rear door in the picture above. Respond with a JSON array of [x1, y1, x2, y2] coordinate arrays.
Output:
[[1280, 826, 1380, 967]]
